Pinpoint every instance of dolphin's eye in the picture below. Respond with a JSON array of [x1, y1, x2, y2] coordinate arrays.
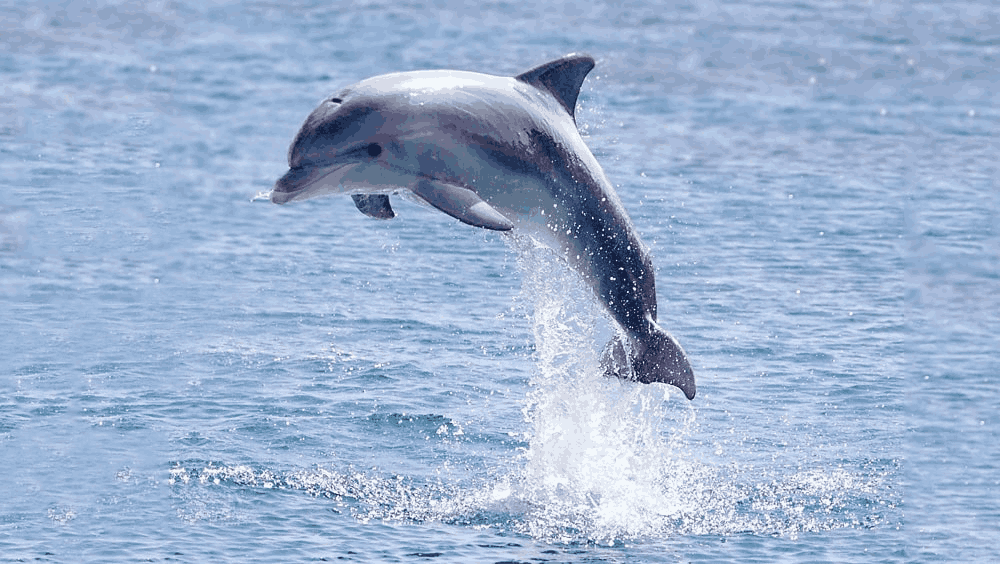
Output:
[[366, 143, 382, 158], [329, 97, 342, 104]]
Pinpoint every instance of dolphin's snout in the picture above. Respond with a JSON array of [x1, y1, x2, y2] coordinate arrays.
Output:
[[270, 187, 293, 204], [271, 167, 313, 204]]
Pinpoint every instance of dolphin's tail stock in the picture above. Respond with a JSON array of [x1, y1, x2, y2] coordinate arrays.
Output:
[[601, 322, 696, 400]]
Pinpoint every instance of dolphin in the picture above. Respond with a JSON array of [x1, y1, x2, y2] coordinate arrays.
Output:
[[271, 54, 696, 399]]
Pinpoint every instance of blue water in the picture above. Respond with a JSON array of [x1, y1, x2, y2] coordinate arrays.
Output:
[[1, 1, 997, 562]]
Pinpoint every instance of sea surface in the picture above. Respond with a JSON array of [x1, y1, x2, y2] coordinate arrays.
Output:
[[1, 1, 997, 562]]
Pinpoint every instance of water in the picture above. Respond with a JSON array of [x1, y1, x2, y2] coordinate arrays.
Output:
[[1, 1, 996, 561]]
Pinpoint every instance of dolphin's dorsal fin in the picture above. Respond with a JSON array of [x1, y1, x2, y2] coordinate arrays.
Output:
[[351, 194, 395, 219], [412, 178, 513, 231], [515, 54, 595, 120]]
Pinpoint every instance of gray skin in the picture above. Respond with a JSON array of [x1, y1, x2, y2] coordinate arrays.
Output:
[[271, 54, 695, 399]]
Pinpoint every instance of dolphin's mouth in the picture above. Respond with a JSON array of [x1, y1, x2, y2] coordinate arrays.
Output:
[[270, 163, 356, 204]]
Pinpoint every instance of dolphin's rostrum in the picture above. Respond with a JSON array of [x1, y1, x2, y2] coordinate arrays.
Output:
[[271, 54, 696, 400]]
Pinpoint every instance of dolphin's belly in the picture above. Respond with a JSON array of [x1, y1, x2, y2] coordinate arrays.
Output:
[[477, 175, 605, 286], [482, 170, 657, 337]]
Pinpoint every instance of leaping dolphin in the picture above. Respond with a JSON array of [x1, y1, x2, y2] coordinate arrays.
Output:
[[271, 54, 696, 399]]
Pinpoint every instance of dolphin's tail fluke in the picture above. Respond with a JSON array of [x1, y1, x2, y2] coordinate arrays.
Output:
[[633, 323, 696, 399], [601, 322, 696, 400]]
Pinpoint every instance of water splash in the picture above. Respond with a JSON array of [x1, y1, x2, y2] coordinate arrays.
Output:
[[487, 236, 702, 542], [472, 236, 895, 542], [166, 237, 897, 541]]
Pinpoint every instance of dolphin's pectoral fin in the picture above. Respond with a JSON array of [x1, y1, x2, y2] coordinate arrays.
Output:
[[351, 194, 396, 219], [631, 322, 696, 400], [412, 178, 514, 231], [515, 54, 595, 120]]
